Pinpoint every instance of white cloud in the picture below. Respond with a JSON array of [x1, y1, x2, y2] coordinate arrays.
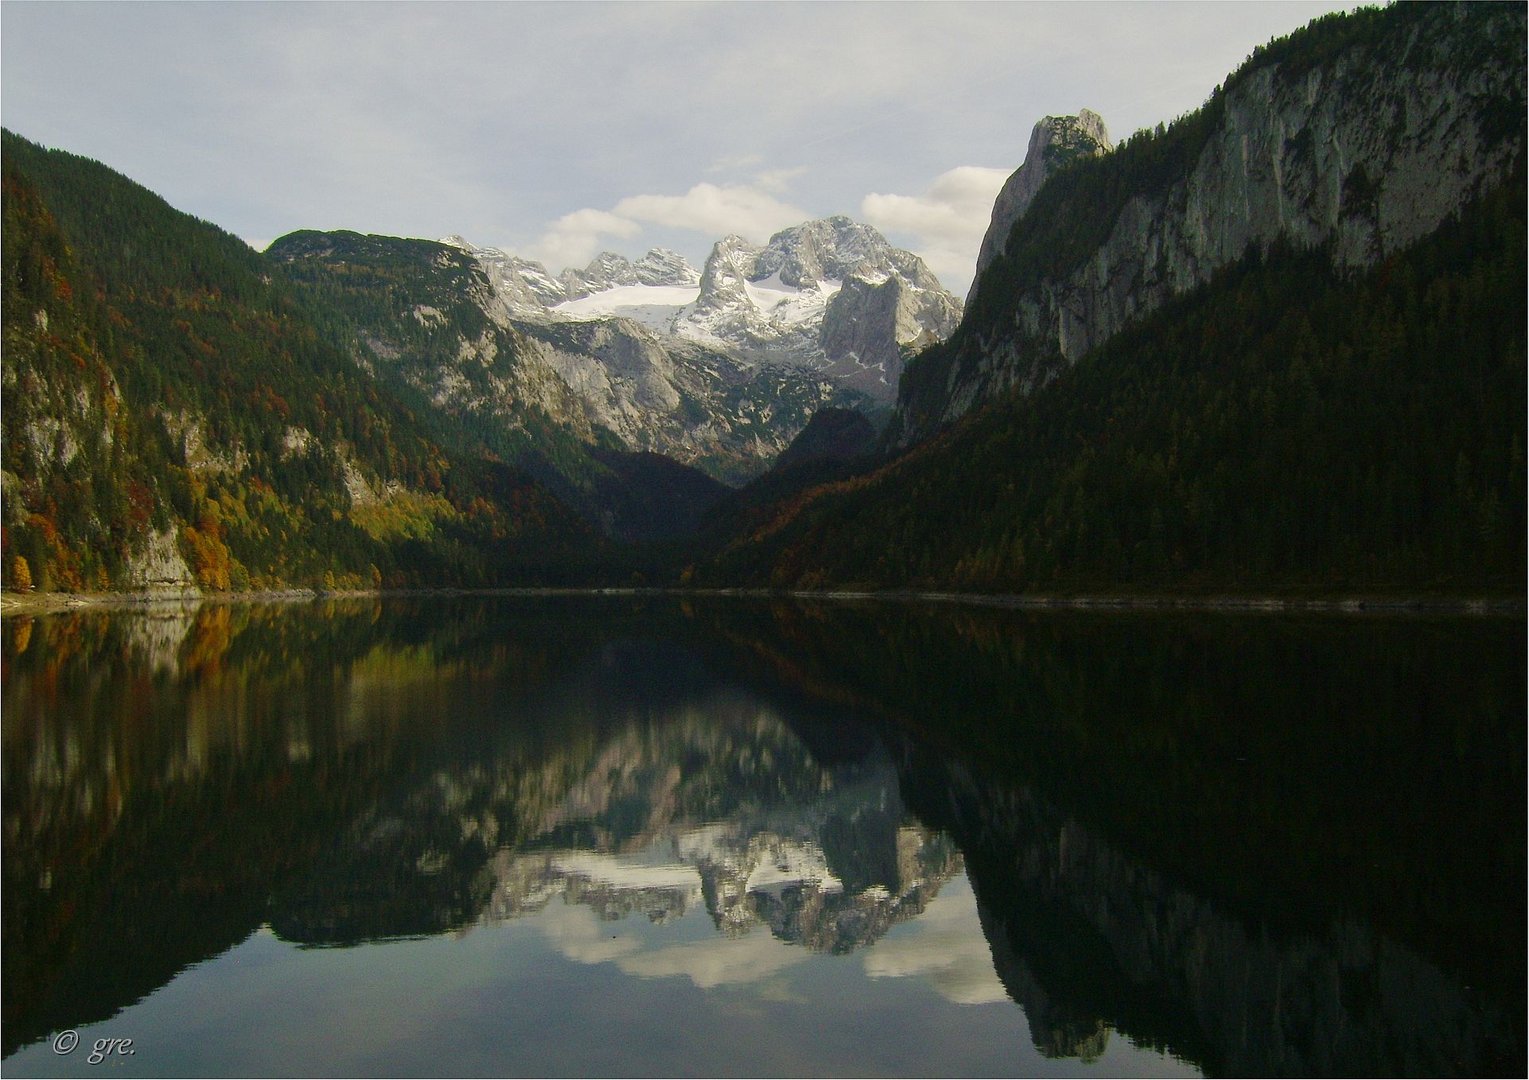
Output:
[[534, 895, 807, 990], [534, 900, 645, 966], [613, 182, 808, 242], [753, 167, 809, 195], [617, 930, 808, 989], [529, 208, 643, 273], [861, 878, 1009, 1006], [862, 166, 1010, 238], [861, 165, 1012, 295], [525, 180, 810, 274]]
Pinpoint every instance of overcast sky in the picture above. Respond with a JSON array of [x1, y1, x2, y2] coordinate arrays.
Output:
[[2, 1, 1352, 296]]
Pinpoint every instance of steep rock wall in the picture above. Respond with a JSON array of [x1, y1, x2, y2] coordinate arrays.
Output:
[[968, 109, 1113, 305], [894, 4, 1525, 446]]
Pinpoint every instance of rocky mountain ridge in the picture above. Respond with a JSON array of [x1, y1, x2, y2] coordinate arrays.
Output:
[[444, 237, 703, 310], [477, 732, 960, 955], [270, 229, 865, 498], [967, 108, 1113, 305], [447, 215, 962, 405], [894, 2, 1526, 446]]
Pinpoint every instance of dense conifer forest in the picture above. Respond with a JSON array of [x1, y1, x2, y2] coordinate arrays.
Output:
[[2, 132, 612, 593], [697, 171, 1526, 594]]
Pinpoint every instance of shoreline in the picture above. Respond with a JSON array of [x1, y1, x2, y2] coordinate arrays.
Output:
[[1, 585, 1521, 618]]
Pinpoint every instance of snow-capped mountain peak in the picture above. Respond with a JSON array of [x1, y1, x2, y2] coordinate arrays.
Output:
[[446, 217, 961, 403], [635, 248, 702, 287], [753, 215, 891, 289], [665, 218, 961, 398], [438, 236, 564, 312]]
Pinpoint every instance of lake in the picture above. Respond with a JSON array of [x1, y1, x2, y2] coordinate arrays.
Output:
[[2, 595, 1522, 1077]]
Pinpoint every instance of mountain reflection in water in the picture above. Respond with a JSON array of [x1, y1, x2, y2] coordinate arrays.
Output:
[[270, 672, 961, 960], [2, 596, 1522, 1077]]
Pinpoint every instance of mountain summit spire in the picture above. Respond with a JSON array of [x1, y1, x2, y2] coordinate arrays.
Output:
[[967, 109, 1113, 305]]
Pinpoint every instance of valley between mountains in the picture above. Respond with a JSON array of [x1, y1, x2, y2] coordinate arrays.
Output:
[[2, 2, 1523, 604]]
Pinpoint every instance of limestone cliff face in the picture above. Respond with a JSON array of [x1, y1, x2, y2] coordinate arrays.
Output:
[[672, 217, 961, 404], [1, 309, 198, 594], [967, 109, 1113, 306], [819, 273, 957, 396], [273, 231, 858, 487], [121, 528, 197, 593], [895, 3, 1525, 446], [513, 316, 854, 483]]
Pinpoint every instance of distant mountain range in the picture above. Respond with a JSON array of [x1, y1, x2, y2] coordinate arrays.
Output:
[[445, 214, 962, 404], [2, 1, 1522, 599]]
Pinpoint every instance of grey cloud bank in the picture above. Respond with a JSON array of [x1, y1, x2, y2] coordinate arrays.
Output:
[[2, 1, 1351, 296]]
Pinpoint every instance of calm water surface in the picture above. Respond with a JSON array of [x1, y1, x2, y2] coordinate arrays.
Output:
[[2, 596, 1522, 1076]]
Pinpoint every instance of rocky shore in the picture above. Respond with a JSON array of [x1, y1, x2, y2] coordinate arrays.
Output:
[[2, 586, 1519, 618]]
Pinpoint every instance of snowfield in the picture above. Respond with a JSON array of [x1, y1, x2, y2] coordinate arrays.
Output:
[[553, 284, 700, 332]]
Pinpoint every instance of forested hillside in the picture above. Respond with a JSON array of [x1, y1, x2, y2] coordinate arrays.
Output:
[[1, 131, 609, 593], [266, 229, 733, 543], [266, 228, 604, 478], [694, 169, 1526, 594], [685, 3, 1526, 597]]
